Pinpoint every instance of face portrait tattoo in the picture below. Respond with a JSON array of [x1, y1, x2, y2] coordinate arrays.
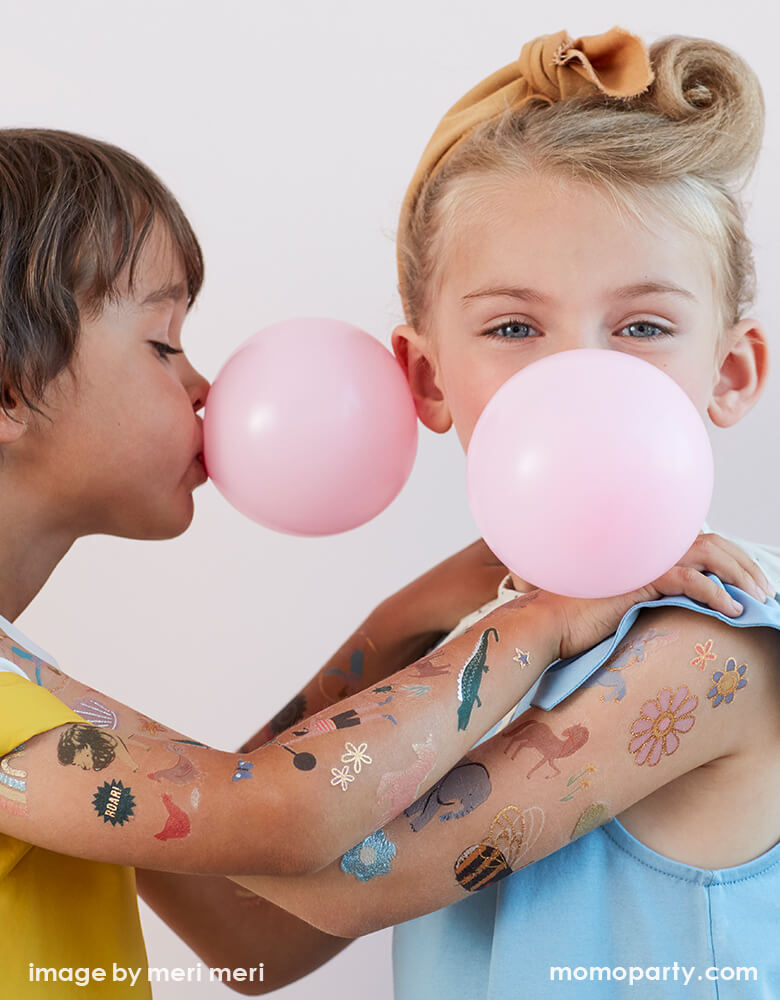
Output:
[[57, 725, 140, 772]]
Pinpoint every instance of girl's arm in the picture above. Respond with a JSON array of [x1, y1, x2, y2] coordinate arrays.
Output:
[[229, 604, 780, 936], [0, 536, 768, 878]]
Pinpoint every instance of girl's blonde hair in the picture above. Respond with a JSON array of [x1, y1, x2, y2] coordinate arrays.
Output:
[[397, 35, 765, 350]]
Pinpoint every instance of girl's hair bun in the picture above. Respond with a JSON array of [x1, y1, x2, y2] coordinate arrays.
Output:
[[639, 35, 765, 186]]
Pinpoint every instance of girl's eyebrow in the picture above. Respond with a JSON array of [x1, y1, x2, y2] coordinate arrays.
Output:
[[461, 280, 698, 305]]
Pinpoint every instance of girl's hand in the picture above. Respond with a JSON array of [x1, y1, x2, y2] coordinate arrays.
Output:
[[376, 538, 507, 640], [543, 531, 774, 661]]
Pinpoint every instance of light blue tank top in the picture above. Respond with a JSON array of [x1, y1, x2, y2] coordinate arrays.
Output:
[[393, 540, 780, 999]]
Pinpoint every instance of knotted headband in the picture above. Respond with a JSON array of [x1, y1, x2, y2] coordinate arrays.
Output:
[[398, 26, 655, 279]]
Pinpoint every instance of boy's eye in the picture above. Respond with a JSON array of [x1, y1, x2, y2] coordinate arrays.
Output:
[[150, 341, 184, 361]]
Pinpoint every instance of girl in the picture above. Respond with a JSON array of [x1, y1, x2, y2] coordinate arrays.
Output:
[[223, 27, 780, 998]]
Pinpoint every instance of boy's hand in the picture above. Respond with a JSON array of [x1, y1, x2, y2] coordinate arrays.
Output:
[[374, 538, 508, 641], [544, 531, 775, 661]]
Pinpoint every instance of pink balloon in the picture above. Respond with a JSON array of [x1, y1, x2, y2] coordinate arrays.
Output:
[[203, 318, 418, 535], [466, 349, 714, 598]]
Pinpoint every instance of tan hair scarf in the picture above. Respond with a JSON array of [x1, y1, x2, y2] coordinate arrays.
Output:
[[397, 26, 655, 285]]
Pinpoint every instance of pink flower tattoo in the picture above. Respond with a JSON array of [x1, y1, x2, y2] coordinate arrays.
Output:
[[628, 685, 698, 767], [690, 639, 717, 671]]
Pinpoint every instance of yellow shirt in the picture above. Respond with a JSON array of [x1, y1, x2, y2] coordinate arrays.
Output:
[[0, 663, 151, 996]]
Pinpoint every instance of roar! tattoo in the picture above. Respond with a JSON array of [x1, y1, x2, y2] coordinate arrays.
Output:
[[628, 685, 698, 766]]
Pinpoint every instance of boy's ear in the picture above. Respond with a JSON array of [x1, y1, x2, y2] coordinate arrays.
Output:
[[707, 318, 769, 428], [0, 387, 29, 444], [391, 324, 453, 434]]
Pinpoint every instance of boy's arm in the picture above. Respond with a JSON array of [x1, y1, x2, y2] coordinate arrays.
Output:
[[229, 606, 780, 936], [135, 871, 353, 996], [135, 540, 505, 987], [0, 558, 552, 877]]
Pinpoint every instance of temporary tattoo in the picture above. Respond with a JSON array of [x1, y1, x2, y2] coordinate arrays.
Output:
[[319, 630, 376, 703], [285, 704, 395, 746], [340, 741, 372, 774], [93, 780, 136, 826], [560, 763, 597, 801], [70, 697, 119, 730], [330, 766, 354, 791], [582, 627, 679, 702], [570, 802, 608, 840], [0, 744, 28, 815], [276, 742, 317, 771], [457, 628, 499, 731], [512, 649, 531, 669], [190, 787, 200, 810], [376, 734, 437, 825], [167, 738, 208, 748], [501, 592, 540, 612], [341, 830, 397, 881], [400, 684, 430, 698], [232, 760, 254, 782], [454, 805, 544, 892], [147, 743, 200, 785], [154, 793, 191, 841], [501, 718, 589, 778], [628, 685, 697, 766], [136, 715, 167, 736], [691, 639, 717, 671], [58, 725, 140, 772], [405, 757, 491, 831], [707, 657, 748, 707], [7, 643, 69, 693], [268, 694, 307, 736], [374, 686, 393, 694], [411, 649, 452, 679]]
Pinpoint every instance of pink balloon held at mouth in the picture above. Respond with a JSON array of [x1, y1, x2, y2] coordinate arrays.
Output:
[[202, 317, 419, 535], [465, 349, 714, 598]]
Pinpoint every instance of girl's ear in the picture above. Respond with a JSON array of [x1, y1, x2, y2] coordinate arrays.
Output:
[[391, 324, 452, 433], [707, 318, 769, 428]]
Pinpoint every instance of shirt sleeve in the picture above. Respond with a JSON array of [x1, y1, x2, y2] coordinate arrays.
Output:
[[0, 672, 84, 756], [531, 572, 780, 711]]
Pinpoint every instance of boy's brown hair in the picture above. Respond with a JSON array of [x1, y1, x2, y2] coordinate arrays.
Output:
[[0, 128, 204, 423]]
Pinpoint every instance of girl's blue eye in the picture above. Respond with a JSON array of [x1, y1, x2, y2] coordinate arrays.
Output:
[[151, 341, 184, 361], [617, 321, 674, 339], [481, 319, 674, 341]]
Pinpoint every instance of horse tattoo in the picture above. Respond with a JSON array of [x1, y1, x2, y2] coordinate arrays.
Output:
[[501, 718, 590, 778]]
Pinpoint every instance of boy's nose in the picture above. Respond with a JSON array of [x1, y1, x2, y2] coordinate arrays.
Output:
[[189, 370, 211, 413]]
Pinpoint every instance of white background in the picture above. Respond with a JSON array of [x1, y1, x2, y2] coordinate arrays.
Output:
[[4, 1, 779, 997]]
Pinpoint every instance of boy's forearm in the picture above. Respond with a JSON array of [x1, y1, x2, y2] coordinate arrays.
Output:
[[240, 607, 444, 753], [233, 592, 561, 875], [135, 868, 353, 994]]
